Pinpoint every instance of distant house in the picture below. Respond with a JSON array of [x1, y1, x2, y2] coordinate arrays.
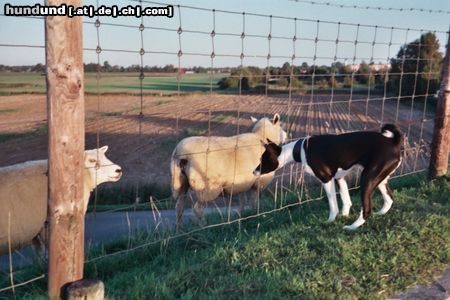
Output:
[[369, 63, 391, 72], [267, 78, 280, 84], [346, 63, 391, 72]]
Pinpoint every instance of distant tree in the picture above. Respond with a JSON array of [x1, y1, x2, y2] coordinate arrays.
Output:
[[356, 61, 370, 84], [331, 61, 344, 73], [280, 62, 291, 76], [162, 64, 176, 73], [31, 63, 45, 73], [102, 61, 112, 72], [84, 63, 99, 72], [217, 66, 264, 90], [389, 32, 443, 97], [315, 65, 330, 75]]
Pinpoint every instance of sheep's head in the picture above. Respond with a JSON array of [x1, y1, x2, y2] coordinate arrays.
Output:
[[84, 146, 122, 186], [251, 113, 287, 145], [253, 139, 282, 176]]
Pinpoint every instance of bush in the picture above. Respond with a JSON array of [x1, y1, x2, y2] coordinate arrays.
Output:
[[343, 76, 353, 88], [317, 79, 328, 90], [218, 77, 239, 89], [290, 76, 305, 89], [277, 77, 289, 87]]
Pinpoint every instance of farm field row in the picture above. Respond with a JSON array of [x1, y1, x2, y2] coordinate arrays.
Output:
[[0, 92, 434, 194]]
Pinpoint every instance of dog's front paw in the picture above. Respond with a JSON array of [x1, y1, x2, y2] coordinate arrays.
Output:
[[343, 224, 358, 230], [374, 205, 392, 216], [343, 211, 365, 230], [341, 205, 351, 217], [325, 213, 338, 223]]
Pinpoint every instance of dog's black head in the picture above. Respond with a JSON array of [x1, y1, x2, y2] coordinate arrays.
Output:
[[253, 139, 282, 176]]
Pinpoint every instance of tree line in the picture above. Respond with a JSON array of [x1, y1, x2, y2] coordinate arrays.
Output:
[[1, 32, 442, 98], [218, 32, 443, 98]]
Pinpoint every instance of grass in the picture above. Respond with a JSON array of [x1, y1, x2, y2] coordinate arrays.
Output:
[[184, 127, 207, 136], [0, 72, 228, 95], [156, 99, 174, 106], [0, 108, 19, 115], [0, 123, 47, 143], [0, 72, 46, 95], [2, 174, 448, 299], [88, 181, 172, 207], [100, 111, 123, 117], [0, 72, 386, 96], [211, 111, 235, 124]]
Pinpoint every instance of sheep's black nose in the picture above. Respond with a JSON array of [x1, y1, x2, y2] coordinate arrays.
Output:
[[116, 168, 122, 174]]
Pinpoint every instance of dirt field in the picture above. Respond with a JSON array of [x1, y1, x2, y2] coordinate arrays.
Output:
[[0, 91, 434, 199]]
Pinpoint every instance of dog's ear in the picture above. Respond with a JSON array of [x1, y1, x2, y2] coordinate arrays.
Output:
[[250, 116, 258, 123], [272, 113, 280, 125], [260, 139, 267, 147], [266, 138, 274, 144]]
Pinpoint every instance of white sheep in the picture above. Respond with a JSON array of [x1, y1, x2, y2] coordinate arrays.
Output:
[[0, 146, 122, 255], [171, 113, 287, 228]]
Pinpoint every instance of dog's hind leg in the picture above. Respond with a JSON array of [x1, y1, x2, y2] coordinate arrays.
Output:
[[344, 161, 398, 230], [323, 180, 339, 223], [375, 177, 394, 215], [336, 177, 352, 216], [343, 167, 378, 230], [376, 159, 401, 215], [343, 210, 366, 230]]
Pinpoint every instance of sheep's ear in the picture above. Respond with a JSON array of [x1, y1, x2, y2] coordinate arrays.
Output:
[[250, 116, 258, 123], [272, 113, 280, 125], [99, 145, 109, 153]]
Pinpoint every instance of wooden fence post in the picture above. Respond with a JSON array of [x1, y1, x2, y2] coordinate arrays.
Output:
[[430, 28, 450, 178], [45, 0, 85, 299]]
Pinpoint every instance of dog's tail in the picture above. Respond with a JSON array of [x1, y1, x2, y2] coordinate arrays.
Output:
[[381, 124, 403, 145]]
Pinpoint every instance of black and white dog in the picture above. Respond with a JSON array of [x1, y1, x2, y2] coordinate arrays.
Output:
[[254, 124, 403, 230]]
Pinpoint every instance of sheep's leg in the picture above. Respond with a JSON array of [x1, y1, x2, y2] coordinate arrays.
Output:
[[175, 194, 186, 231], [238, 192, 247, 213], [31, 227, 47, 264], [31, 235, 45, 256], [250, 187, 259, 211], [193, 201, 207, 226], [175, 175, 190, 231], [336, 177, 352, 216]]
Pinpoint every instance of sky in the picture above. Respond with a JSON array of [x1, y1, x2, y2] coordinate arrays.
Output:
[[0, 0, 449, 68]]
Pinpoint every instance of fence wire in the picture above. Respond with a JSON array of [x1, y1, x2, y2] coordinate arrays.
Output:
[[287, 0, 450, 15], [0, 0, 449, 294]]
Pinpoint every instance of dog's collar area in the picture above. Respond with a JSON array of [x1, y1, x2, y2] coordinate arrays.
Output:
[[293, 138, 305, 163]]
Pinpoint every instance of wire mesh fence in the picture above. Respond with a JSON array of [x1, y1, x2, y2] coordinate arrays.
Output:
[[0, 0, 449, 294]]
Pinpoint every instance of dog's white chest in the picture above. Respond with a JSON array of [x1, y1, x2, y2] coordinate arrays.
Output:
[[299, 140, 315, 176]]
